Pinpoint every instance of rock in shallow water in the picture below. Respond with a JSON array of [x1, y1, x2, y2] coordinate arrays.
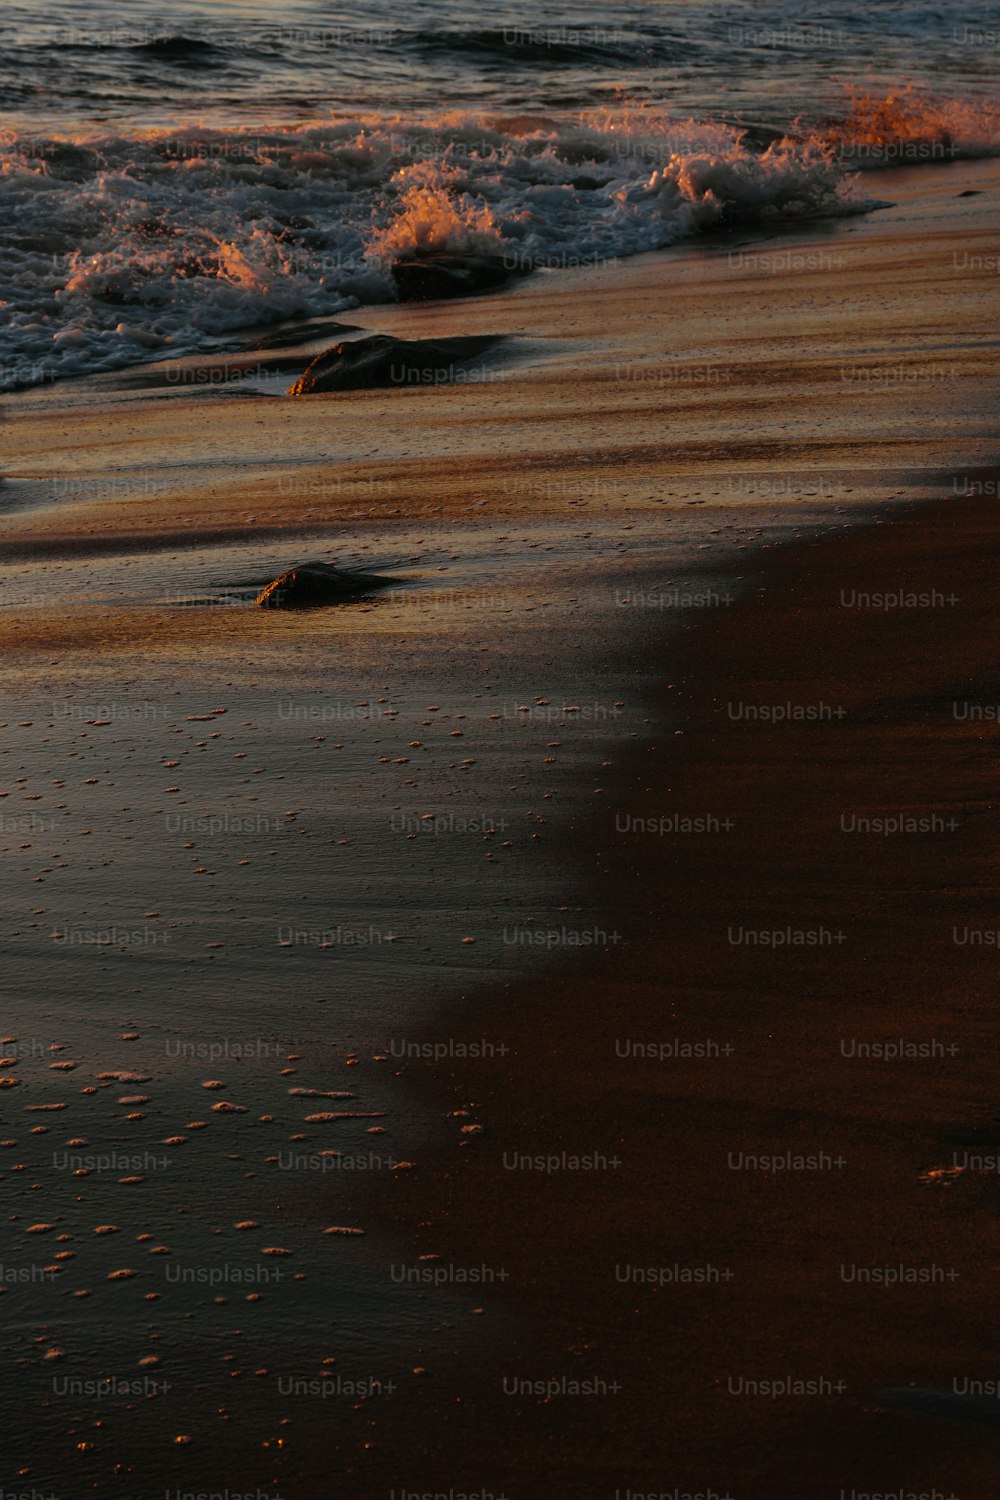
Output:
[[391, 253, 518, 302], [288, 333, 501, 395], [255, 561, 396, 610]]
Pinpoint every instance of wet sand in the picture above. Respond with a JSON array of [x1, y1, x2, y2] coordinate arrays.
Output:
[[371, 483, 1000, 1498], [3, 157, 1000, 1497]]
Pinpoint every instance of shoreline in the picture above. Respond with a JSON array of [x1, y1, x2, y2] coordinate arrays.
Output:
[[363, 483, 1000, 1497]]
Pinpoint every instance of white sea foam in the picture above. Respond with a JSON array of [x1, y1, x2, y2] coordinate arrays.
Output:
[[0, 97, 988, 390]]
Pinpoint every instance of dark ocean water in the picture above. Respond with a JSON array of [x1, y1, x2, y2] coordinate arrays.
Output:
[[1, 0, 999, 388], [5, 0, 1000, 125]]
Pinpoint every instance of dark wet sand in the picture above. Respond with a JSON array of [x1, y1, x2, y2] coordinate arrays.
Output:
[[368, 485, 1000, 1499]]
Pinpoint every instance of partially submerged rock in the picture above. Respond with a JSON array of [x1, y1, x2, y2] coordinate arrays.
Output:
[[288, 333, 501, 395], [255, 561, 396, 610], [391, 253, 518, 302]]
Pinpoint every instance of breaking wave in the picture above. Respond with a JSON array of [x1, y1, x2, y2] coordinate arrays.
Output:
[[810, 88, 1000, 168], [0, 92, 991, 391]]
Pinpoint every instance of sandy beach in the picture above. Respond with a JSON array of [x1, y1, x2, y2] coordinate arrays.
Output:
[[3, 134, 1000, 1498]]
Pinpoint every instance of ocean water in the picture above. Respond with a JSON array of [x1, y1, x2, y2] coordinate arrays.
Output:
[[1, 0, 999, 388], [5, 0, 1000, 126]]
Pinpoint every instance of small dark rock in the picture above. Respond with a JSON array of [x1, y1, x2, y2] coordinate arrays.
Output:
[[288, 333, 501, 395], [255, 561, 396, 610], [391, 253, 519, 302]]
